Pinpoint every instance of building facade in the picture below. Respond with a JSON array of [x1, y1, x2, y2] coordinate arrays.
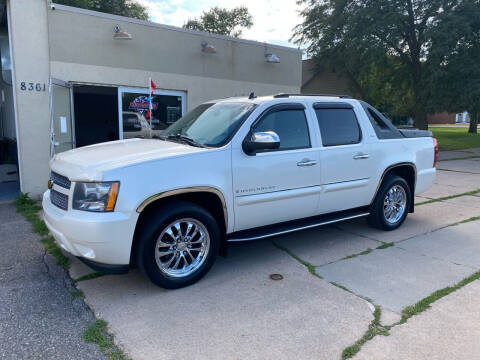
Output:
[[1, 0, 301, 198]]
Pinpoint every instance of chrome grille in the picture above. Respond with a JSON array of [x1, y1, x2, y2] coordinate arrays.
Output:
[[50, 189, 69, 210], [51, 171, 71, 189]]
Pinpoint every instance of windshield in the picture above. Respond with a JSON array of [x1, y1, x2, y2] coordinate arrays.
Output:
[[160, 102, 256, 147]]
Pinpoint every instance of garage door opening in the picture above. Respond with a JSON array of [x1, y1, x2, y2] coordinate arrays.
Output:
[[73, 85, 119, 148]]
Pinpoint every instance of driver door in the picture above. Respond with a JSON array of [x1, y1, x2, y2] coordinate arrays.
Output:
[[232, 104, 321, 231]]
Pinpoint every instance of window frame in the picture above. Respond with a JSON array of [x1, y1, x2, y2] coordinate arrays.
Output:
[[246, 103, 312, 153], [313, 102, 363, 147]]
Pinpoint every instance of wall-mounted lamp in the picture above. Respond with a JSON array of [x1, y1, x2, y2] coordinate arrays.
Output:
[[113, 25, 132, 40], [264, 43, 280, 63], [201, 41, 217, 54]]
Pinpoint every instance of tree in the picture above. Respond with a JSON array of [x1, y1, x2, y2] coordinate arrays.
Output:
[[424, 0, 480, 133], [55, 0, 149, 20], [293, 0, 469, 130], [183, 7, 253, 38]]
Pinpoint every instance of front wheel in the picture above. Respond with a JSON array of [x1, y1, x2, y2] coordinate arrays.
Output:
[[135, 201, 220, 289], [367, 175, 411, 231]]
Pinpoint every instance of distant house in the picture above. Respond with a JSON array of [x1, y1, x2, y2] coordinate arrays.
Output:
[[427, 113, 456, 125], [301, 59, 350, 95]]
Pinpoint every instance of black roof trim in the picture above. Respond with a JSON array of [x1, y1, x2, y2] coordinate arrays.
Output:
[[273, 93, 352, 99]]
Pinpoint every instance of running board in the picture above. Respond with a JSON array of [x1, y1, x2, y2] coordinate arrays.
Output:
[[227, 207, 370, 242]]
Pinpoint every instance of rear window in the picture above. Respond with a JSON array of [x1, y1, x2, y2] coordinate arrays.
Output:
[[314, 108, 361, 146]]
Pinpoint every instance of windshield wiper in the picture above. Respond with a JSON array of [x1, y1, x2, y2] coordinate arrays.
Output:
[[164, 134, 207, 148]]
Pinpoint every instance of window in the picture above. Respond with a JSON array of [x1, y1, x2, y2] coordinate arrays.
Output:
[[364, 106, 402, 140], [315, 108, 361, 146], [161, 102, 256, 147], [367, 108, 389, 130], [253, 108, 310, 151]]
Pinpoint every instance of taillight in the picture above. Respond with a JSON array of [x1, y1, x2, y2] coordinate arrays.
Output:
[[433, 138, 439, 167]]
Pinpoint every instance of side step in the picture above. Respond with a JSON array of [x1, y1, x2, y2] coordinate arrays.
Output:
[[227, 207, 370, 242]]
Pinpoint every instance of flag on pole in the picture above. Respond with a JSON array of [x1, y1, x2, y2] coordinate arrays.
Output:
[[150, 78, 157, 94], [148, 77, 156, 138]]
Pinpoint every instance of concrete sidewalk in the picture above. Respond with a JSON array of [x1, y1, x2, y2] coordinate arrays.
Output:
[[68, 148, 480, 360], [355, 279, 480, 360]]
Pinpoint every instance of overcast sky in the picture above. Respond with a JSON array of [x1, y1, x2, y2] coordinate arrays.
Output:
[[136, 0, 304, 49]]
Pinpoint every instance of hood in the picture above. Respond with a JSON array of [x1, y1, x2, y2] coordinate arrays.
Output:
[[50, 138, 205, 181]]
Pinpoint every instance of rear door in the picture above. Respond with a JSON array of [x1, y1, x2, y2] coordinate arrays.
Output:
[[313, 102, 377, 213], [232, 103, 321, 231]]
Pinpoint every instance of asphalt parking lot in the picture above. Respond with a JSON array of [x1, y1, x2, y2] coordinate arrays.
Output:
[[3, 148, 480, 360], [68, 148, 480, 360]]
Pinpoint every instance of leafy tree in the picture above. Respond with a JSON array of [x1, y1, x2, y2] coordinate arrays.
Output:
[[183, 7, 253, 38], [55, 0, 149, 20], [424, 0, 480, 133], [293, 0, 472, 130]]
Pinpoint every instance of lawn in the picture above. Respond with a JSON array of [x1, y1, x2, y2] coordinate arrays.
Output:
[[429, 126, 480, 151]]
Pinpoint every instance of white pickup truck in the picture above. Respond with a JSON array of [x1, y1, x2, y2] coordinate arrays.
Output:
[[43, 94, 437, 288]]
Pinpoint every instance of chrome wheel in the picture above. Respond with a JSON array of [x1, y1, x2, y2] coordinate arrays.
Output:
[[154, 218, 210, 278], [383, 185, 407, 224]]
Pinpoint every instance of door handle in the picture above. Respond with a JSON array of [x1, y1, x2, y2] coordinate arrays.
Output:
[[297, 159, 317, 167], [353, 153, 370, 160]]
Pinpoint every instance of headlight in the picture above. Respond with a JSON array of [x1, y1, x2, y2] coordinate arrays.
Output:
[[73, 182, 119, 212]]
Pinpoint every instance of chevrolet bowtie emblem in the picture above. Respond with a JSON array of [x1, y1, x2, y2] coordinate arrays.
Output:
[[47, 180, 53, 189]]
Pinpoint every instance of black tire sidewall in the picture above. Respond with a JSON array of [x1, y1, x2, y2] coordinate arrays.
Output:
[[371, 176, 411, 231], [136, 201, 220, 289]]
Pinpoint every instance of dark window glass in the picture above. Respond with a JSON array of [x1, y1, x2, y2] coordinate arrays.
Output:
[[253, 109, 310, 150], [315, 108, 361, 146], [367, 108, 389, 129]]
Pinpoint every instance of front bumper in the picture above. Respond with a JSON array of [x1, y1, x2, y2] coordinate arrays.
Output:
[[42, 190, 139, 267]]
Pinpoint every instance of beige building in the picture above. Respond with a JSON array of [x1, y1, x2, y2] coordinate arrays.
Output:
[[301, 59, 350, 95], [0, 0, 301, 199]]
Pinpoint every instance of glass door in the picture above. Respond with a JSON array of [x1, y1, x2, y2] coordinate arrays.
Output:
[[118, 87, 186, 140], [49, 78, 75, 156]]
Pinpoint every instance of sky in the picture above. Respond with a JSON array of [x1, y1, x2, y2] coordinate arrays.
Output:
[[135, 0, 304, 49]]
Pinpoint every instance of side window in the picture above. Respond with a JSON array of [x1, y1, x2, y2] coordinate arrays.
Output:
[[315, 108, 361, 146], [364, 106, 403, 140], [253, 109, 310, 151], [367, 108, 390, 130]]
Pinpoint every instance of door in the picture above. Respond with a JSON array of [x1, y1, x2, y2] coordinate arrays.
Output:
[[232, 104, 321, 231], [49, 78, 75, 156], [313, 103, 377, 213]]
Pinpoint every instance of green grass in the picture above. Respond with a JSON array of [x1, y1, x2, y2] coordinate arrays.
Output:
[[416, 188, 480, 206], [429, 127, 480, 151], [16, 193, 70, 268], [83, 320, 130, 360], [70, 289, 84, 298], [342, 306, 389, 359], [343, 248, 373, 260], [401, 270, 480, 323], [272, 241, 322, 279], [74, 272, 105, 283], [376, 242, 394, 249]]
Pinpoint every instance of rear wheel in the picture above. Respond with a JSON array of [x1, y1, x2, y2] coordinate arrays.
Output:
[[135, 201, 220, 289], [367, 175, 411, 231]]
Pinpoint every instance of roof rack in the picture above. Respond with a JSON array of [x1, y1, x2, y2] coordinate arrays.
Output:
[[273, 93, 352, 99]]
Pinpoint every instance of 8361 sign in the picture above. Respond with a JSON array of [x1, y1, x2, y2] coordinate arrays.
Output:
[[20, 82, 46, 92]]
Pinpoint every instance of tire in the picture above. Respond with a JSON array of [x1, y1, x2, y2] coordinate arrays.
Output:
[[367, 175, 411, 231], [135, 201, 220, 289]]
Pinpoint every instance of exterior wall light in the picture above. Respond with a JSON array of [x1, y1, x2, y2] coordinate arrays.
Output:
[[113, 25, 132, 40], [201, 41, 217, 54], [264, 43, 280, 63], [265, 53, 280, 63]]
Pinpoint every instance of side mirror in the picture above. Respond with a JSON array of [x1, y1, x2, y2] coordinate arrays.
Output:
[[242, 131, 280, 155]]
